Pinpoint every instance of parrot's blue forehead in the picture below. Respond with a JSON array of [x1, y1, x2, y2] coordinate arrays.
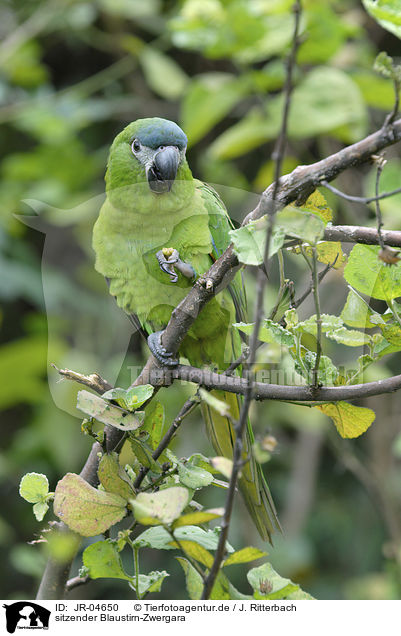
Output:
[[135, 119, 187, 150]]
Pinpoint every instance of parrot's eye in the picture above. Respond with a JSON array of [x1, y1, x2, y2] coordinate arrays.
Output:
[[131, 139, 141, 153]]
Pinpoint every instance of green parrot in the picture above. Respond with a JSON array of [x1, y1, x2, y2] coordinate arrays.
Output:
[[92, 117, 280, 542]]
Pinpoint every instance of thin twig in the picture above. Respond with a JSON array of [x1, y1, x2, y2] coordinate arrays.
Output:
[[289, 258, 336, 316], [311, 247, 322, 390], [373, 154, 387, 249], [133, 397, 199, 489], [320, 180, 401, 205], [51, 364, 112, 394], [201, 0, 302, 600]]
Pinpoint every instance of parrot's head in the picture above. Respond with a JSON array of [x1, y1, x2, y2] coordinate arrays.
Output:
[[105, 118, 192, 208]]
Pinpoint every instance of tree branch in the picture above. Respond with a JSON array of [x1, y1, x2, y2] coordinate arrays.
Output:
[[170, 364, 401, 402]]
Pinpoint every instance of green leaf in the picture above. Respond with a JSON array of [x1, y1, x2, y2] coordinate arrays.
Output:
[[142, 400, 165, 450], [234, 320, 295, 348], [381, 323, 401, 345], [224, 547, 267, 567], [286, 66, 367, 141], [326, 327, 371, 347], [296, 314, 343, 336], [341, 287, 384, 328], [188, 453, 217, 473], [363, 0, 401, 40], [129, 436, 162, 473], [211, 67, 366, 158], [97, 453, 135, 500], [133, 525, 234, 552], [139, 47, 188, 100], [33, 501, 49, 522], [176, 557, 203, 600], [102, 385, 154, 411], [247, 563, 299, 599], [82, 540, 132, 580], [316, 402, 376, 438], [77, 390, 144, 431], [276, 206, 326, 245], [229, 217, 285, 266], [210, 107, 280, 159], [130, 487, 189, 526], [295, 351, 338, 385], [19, 473, 49, 503], [198, 388, 231, 417], [129, 571, 169, 596], [53, 473, 127, 536], [374, 51, 395, 78], [286, 588, 315, 600], [177, 461, 214, 490], [173, 509, 224, 528], [284, 308, 299, 329], [181, 73, 247, 145], [344, 244, 401, 301], [0, 336, 48, 409]]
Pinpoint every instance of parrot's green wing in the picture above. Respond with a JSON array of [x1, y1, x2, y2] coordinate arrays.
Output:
[[196, 181, 247, 327]]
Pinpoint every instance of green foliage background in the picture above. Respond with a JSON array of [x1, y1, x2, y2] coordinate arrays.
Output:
[[2, 0, 401, 600]]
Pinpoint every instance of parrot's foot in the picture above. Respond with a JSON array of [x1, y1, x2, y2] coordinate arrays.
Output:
[[156, 248, 195, 283], [147, 331, 178, 367]]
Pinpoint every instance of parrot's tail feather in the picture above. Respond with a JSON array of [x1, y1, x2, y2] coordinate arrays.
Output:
[[201, 390, 281, 543]]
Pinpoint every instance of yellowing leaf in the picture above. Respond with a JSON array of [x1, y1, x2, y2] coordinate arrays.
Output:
[[170, 539, 214, 568], [98, 453, 135, 500], [224, 547, 267, 567], [301, 189, 333, 223], [53, 473, 127, 536], [316, 402, 375, 438], [173, 509, 224, 529], [297, 241, 346, 268]]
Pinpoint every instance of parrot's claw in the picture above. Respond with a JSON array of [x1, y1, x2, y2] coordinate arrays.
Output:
[[156, 249, 195, 283], [147, 331, 178, 367]]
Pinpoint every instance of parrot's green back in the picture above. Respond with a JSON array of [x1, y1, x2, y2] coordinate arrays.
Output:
[[93, 118, 280, 541]]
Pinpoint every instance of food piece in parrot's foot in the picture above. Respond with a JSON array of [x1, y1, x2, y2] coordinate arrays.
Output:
[[156, 248, 195, 283], [147, 331, 178, 367]]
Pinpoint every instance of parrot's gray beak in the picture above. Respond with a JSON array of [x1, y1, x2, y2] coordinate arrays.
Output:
[[147, 146, 180, 194]]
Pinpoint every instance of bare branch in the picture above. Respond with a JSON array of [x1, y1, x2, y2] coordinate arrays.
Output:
[[171, 364, 401, 402], [321, 179, 401, 205]]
